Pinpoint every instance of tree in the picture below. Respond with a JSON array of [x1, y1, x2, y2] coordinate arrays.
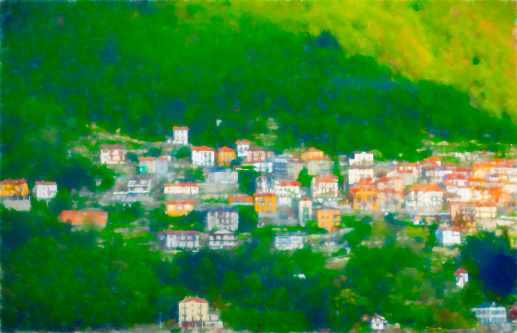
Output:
[[237, 205, 258, 232], [126, 152, 139, 164], [238, 167, 260, 196], [146, 147, 162, 158], [297, 167, 315, 188], [173, 146, 190, 159]]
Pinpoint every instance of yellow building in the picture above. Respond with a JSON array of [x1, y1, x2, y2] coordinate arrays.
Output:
[[166, 200, 194, 217], [217, 147, 236, 167], [178, 296, 209, 327], [301, 148, 324, 162], [1, 179, 30, 198], [317, 207, 341, 231], [253, 192, 277, 212]]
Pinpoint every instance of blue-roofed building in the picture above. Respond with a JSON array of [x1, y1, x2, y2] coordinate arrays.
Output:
[[472, 302, 507, 324]]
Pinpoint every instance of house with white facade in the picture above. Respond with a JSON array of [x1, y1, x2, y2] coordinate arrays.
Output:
[[127, 178, 152, 195], [404, 184, 445, 213], [160, 230, 200, 252], [205, 208, 239, 231], [348, 166, 375, 185], [311, 176, 339, 199], [172, 126, 189, 146], [274, 232, 307, 250], [191, 146, 215, 168], [208, 230, 238, 250], [100, 144, 127, 165], [178, 296, 223, 330], [472, 302, 508, 325], [256, 174, 279, 193], [435, 226, 461, 246], [275, 181, 302, 207], [298, 198, 313, 227], [164, 182, 199, 196], [33, 181, 58, 201], [236, 140, 251, 158], [454, 268, 469, 289], [367, 314, 389, 330], [348, 151, 374, 166]]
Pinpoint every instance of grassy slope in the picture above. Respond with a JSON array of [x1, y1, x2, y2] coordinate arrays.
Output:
[[233, 0, 516, 117]]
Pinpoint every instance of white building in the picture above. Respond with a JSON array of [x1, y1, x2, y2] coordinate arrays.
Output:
[[160, 230, 200, 252], [242, 161, 273, 173], [33, 181, 58, 201], [454, 268, 469, 289], [100, 144, 127, 165], [275, 181, 302, 199], [236, 140, 251, 158], [127, 179, 152, 195], [404, 184, 444, 213], [178, 296, 209, 327], [206, 208, 239, 231], [207, 168, 239, 185], [208, 230, 238, 250], [191, 146, 215, 168], [367, 314, 388, 330], [435, 226, 461, 246], [349, 151, 374, 166], [172, 126, 189, 146], [472, 302, 507, 325], [311, 176, 339, 199], [348, 167, 374, 185], [274, 232, 307, 250], [164, 182, 199, 196], [298, 198, 313, 227]]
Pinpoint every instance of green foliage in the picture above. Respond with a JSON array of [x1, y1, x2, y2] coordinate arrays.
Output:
[[172, 146, 190, 159], [238, 168, 260, 196], [236, 205, 258, 232], [297, 167, 315, 188], [126, 152, 139, 164], [184, 167, 205, 182], [145, 147, 162, 158]]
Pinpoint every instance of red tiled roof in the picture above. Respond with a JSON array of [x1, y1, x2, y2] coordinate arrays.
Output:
[[253, 192, 276, 197], [279, 181, 301, 186], [191, 146, 215, 152], [59, 210, 108, 226], [181, 296, 208, 303], [218, 146, 235, 152], [173, 126, 189, 130], [456, 167, 472, 172], [1, 179, 27, 185], [410, 184, 444, 192], [314, 176, 338, 183], [306, 148, 322, 153], [167, 200, 194, 205], [34, 181, 57, 185], [138, 156, 154, 161], [236, 140, 251, 144], [454, 268, 468, 277], [302, 197, 311, 201], [445, 174, 467, 180], [158, 156, 169, 161], [439, 226, 461, 232]]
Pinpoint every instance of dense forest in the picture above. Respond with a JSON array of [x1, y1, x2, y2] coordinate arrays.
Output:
[[2, 1, 517, 185]]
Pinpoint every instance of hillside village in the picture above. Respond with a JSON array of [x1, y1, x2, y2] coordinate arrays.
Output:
[[4, 124, 517, 331]]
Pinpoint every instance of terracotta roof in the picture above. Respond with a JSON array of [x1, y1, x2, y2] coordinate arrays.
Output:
[[314, 176, 338, 183], [1, 179, 27, 185], [304, 156, 331, 161], [279, 181, 301, 186], [456, 167, 472, 172], [191, 146, 215, 152], [306, 148, 322, 153], [173, 126, 189, 130], [236, 140, 251, 144], [445, 174, 467, 180], [439, 226, 461, 231], [158, 156, 169, 161], [138, 156, 154, 161], [218, 146, 235, 152], [410, 184, 444, 192], [181, 296, 208, 303], [166, 200, 194, 205], [34, 181, 57, 185], [454, 268, 468, 277], [59, 210, 108, 226], [302, 197, 311, 201], [253, 192, 276, 197]]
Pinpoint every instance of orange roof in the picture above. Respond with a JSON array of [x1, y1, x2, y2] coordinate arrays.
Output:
[[181, 296, 208, 303], [439, 226, 461, 232], [279, 181, 301, 186], [253, 192, 276, 197], [34, 181, 57, 185], [167, 200, 194, 205], [173, 126, 189, 130], [191, 146, 215, 152], [158, 156, 169, 161], [236, 140, 250, 144], [1, 179, 27, 185], [445, 174, 467, 180], [314, 176, 337, 183], [59, 210, 108, 226], [425, 157, 442, 162], [304, 156, 331, 161], [229, 195, 253, 203], [306, 148, 322, 153], [410, 184, 444, 192], [302, 197, 311, 201], [138, 156, 154, 161], [218, 146, 235, 152], [454, 268, 467, 277]]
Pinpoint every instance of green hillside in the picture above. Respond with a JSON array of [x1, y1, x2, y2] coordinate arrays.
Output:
[[2, 1, 516, 183]]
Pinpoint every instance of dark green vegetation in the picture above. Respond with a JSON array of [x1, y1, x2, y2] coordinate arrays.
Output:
[[2, 202, 516, 331], [3, 1, 517, 186]]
